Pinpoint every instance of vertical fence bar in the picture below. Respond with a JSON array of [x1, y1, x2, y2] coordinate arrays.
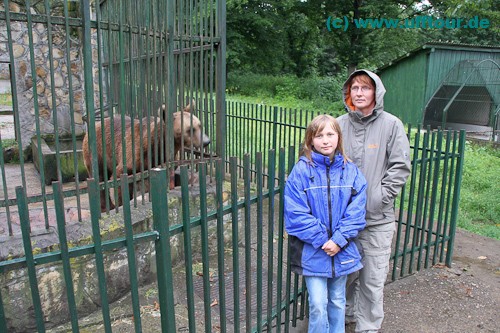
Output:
[[266, 149, 277, 330], [391, 125, 412, 281], [126, 0, 138, 208], [216, 0, 226, 166], [2, 1, 27, 225], [150, 168, 177, 332], [180, 165, 196, 332], [410, 128, 429, 274], [417, 129, 435, 271], [401, 129, 420, 276], [424, 130, 443, 268], [433, 130, 452, 264], [275, 148, 286, 333], [243, 154, 252, 332], [52, 182, 79, 332], [25, 0, 49, 229], [16, 186, 45, 332], [0, 289, 7, 332], [87, 178, 112, 333], [120, 176, 142, 332], [44, 0, 63, 185], [440, 131, 458, 262], [446, 130, 466, 266], [215, 159, 227, 332], [230, 156, 240, 332], [62, 0, 82, 220], [82, 0, 99, 187], [166, 0, 177, 167], [198, 163, 213, 333], [272, 106, 278, 152], [0, 134, 12, 234], [102, 0, 116, 214], [255, 152, 264, 332], [284, 145, 296, 333], [118, 1, 128, 174]]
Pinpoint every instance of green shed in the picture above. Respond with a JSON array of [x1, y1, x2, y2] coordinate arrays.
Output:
[[377, 42, 499, 140]]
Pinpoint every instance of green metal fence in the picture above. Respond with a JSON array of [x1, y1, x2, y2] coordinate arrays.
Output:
[[0, 0, 224, 233], [0, 98, 465, 333], [0, 152, 309, 332], [0, 1, 466, 331]]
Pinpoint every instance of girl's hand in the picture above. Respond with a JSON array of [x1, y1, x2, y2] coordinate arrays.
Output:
[[322, 240, 340, 257]]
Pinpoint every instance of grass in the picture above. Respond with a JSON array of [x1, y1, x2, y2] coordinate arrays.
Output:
[[458, 142, 499, 239], [0, 93, 12, 106], [227, 94, 345, 116]]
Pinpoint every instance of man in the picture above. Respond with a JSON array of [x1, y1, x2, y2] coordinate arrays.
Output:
[[337, 69, 411, 333]]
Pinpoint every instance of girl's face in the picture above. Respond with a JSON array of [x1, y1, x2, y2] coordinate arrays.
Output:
[[312, 125, 338, 160]]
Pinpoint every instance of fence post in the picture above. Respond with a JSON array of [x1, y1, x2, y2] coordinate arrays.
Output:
[[16, 186, 46, 332], [446, 130, 466, 266], [150, 168, 177, 332], [216, 0, 227, 168], [81, 0, 99, 181], [87, 178, 112, 333]]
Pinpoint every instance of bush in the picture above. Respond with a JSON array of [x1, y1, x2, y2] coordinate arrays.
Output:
[[227, 72, 346, 102], [227, 72, 347, 115]]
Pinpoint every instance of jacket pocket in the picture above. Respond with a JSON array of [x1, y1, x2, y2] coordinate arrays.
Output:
[[366, 182, 384, 220], [335, 242, 361, 275]]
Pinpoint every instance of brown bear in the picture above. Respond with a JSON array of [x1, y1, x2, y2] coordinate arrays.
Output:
[[82, 102, 210, 212]]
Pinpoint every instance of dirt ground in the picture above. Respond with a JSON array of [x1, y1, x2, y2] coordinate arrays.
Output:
[[376, 228, 500, 333], [46, 227, 499, 333]]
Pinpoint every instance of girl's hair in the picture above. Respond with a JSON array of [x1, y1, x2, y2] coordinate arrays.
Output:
[[300, 114, 348, 163], [345, 74, 376, 111]]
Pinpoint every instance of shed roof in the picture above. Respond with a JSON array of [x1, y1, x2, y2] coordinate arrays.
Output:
[[376, 42, 500, 73]]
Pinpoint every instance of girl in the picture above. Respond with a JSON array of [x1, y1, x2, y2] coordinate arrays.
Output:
[[284, 114, 367, 333]]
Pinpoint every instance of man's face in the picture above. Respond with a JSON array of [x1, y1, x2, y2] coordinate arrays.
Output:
[[350, 78, 376, 116]]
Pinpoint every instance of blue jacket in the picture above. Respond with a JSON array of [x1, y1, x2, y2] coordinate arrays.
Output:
[[284, 151, 367, 277]]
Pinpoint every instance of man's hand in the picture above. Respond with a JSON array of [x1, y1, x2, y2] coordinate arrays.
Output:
[[322, 240, 340, 257]]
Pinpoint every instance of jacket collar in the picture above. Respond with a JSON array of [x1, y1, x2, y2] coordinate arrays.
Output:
[[301, 151, 344, 169]]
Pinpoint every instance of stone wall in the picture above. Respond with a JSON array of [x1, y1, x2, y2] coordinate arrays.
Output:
[[0, 1, 103, 152]]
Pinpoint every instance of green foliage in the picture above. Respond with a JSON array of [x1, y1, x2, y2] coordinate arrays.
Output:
[[0, 139, 20, 163], [0, 93, 12, 106], [458, 142, 500, 239], [227, 72, 346, 115], [226, 1, 498, 75]]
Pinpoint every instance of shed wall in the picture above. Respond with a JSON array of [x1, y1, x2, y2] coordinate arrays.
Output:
[[379, 52, 428, 125], [379, 46, 500, 126]]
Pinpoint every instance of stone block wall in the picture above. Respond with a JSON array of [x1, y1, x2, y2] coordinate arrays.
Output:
[[0, 1, 103, 152]]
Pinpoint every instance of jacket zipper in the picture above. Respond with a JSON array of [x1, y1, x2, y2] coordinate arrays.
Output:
[[326, 164, 335, 277]]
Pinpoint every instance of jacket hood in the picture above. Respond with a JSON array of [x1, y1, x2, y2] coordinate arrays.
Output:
[[342, 69, 386, 117]]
